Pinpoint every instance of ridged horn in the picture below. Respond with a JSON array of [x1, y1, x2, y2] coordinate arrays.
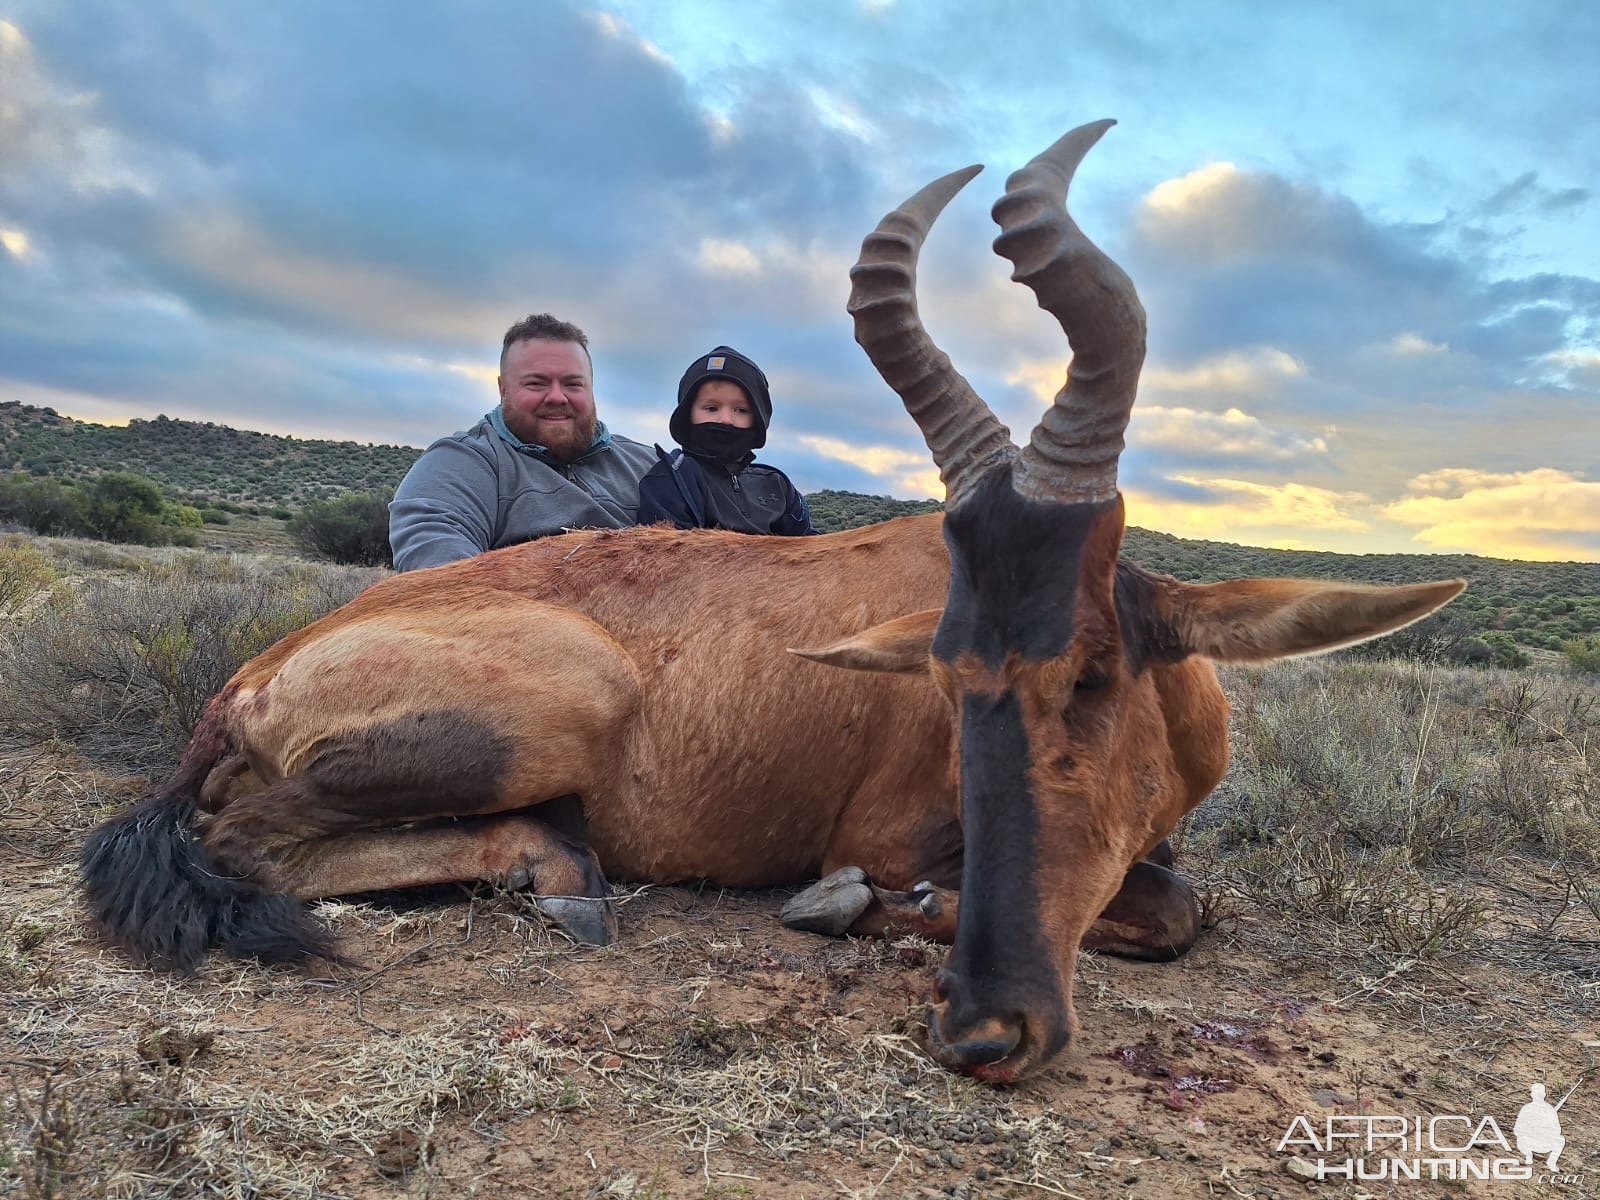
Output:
[[848, 165, 1016, 504], [992, 119, 1146, 504]]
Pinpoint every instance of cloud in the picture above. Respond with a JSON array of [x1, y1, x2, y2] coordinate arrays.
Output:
[[797, 434, 943, 499], [1122, 475, 1372, 549], [1140, 348, 1307, 395], [1385, 333, 1448, 356], [697, 238, 763, 277], [1381, 467, 1600, 561], [1129, 406, 1329, 463], [1, 1, 1597, 560], [1543, 349, 1600, 390], [1479, 171, 1591, 218], [0, 0, 877, 437]]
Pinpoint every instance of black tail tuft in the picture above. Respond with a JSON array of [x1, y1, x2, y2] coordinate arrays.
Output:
[[80, 788, 342, 973]]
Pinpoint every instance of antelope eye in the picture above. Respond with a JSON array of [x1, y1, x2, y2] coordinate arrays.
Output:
[[1074, 668, 1110, 692]]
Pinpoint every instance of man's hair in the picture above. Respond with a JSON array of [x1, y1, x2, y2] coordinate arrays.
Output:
[[500, 314, 591, 372]]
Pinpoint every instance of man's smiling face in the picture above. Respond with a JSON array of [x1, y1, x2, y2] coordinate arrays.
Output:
[[498, 337, 598, 462]]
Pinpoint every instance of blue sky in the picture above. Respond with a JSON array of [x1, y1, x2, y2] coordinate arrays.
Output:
[[1, 1, 1596, 560]]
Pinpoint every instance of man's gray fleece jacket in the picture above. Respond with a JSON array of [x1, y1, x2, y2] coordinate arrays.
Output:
[[389, 416, 656, 572]]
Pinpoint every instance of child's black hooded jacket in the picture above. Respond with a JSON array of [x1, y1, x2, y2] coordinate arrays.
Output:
[[637, 346, 818, 536]]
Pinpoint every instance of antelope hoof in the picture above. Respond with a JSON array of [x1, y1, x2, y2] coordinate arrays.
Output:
[[536, 896, 618, 946], [911, 880, 942, 918], [781, 867, 873, 936]]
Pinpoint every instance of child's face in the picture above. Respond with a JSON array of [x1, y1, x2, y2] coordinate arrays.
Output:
[[690, 380, 755, 428]]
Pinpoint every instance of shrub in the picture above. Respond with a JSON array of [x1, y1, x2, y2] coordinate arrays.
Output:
[[0, 553, 383, 771], [1481, 631, 1531, 670], [79, 471, 168, 544], [1184, 659, 1600, 964], [165, 502, 205, 529], [201, 508, 233, 525], [1565, 637, 1600, 675], [0, 473, 86, 536], [0, 536, 59, 616], [288, 490, 394, 567]]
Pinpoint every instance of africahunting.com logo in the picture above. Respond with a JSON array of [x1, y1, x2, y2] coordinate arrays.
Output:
[[1277, 1080, 1583, 1183]]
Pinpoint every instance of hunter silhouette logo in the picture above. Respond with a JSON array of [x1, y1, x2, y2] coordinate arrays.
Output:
[[1515, 1082, 1576, 1170], [1277, 1078, 1584, 1183]]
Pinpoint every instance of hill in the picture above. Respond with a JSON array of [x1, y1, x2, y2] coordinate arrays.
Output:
[[0, 402, 418, 507], [3, 400, 1598, 653]]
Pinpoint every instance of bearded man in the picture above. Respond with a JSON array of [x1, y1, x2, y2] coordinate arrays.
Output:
[[389, 313, 656, 571]]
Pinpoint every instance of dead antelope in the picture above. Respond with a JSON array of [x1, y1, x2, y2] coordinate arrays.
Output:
[[81, 120, 1462, 1082]]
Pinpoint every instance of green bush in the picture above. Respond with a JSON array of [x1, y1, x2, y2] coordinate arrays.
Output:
[[288, 490, 394, 567], [80, 472, 167, 544], [165, 502, 204, 529], [201, 508, 233, 525], [0, 535, 59, 615], [1565, 637, 1600, 675], [1480, 631, 1532, 670], [0, 473, 85, 536]]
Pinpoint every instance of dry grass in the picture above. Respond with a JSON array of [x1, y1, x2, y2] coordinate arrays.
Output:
[[0, 544, 383, 772], [1182, 659, 1600, 978]]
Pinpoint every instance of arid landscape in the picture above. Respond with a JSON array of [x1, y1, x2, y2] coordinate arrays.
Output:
[[3, 536, 1599, 1199]]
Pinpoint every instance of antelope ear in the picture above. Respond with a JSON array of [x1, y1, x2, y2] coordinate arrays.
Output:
[[789, 609, 940, 673], [1160, 577, 1467, 663]]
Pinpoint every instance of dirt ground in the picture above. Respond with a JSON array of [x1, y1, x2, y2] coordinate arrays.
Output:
[[3, 746, 1597, 1200]]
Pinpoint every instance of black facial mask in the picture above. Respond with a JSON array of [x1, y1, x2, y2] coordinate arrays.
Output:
[[683, 422, 759, 463]]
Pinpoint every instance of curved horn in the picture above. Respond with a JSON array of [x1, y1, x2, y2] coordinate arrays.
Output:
[[992, 119, 1146, 504], [848, 165, 1017, 504]]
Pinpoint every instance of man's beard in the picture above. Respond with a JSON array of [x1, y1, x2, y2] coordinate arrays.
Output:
[[508, 408, 599, 463]]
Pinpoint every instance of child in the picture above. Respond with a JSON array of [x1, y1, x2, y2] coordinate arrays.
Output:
[[637, 346, 818, 535]]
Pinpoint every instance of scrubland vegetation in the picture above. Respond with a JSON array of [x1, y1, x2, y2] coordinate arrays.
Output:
[[7, 402, 1599, 671]]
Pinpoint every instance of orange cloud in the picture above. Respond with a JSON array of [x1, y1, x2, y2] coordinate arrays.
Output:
[[1382, 468, 1600, 561], [1123, 476, 1372, 546]]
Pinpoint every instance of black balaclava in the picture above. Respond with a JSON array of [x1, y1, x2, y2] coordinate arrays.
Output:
[[672, 346, 772, 465]]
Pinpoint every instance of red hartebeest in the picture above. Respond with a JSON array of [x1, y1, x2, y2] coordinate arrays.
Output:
[[81, 121, 1462, 1081]]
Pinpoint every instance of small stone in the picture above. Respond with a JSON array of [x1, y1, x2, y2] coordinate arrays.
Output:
[[923, 1152, 940, 1168], [974, 1166, 990, 1181], [1092, 1139, 1112, 1156], [1283, 1156, 1321, 1182]]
